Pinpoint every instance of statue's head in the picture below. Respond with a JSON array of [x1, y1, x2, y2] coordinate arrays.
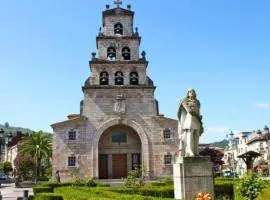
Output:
[[187, 88, 197, 99]]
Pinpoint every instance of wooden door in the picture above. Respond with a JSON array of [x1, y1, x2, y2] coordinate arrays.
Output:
[[99, 154, 108, 179], [112, 154, 127, 179]]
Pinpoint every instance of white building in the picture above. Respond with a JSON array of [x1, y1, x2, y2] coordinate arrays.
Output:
[[223, 126, 270, 176]]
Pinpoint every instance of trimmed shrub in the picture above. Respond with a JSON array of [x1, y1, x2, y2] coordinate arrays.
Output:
[[85, 178, 97, 187], [33, 186, 53, 194], [28, 195, 35, 200], [150, 182, 167, 187], [256, 185, 270, 200], [35, 193, 63, 200], [96, 183, 110, 187], [110, 186, 174, 198], [215, 182, 234, 199], [139, 186, 174, 198]]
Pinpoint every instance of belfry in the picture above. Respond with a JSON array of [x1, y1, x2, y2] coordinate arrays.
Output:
[[51, 2, 178, 181]]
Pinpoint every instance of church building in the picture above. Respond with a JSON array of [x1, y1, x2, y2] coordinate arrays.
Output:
[[51, 2, 178, 181]]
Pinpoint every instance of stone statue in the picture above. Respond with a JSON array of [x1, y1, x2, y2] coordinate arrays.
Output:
[[177, 88, 203, 157]]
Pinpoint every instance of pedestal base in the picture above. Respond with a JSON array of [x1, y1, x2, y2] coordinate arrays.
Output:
[[173, 156, 214, 200]]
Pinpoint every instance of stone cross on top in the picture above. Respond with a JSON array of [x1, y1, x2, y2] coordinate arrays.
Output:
[[114, 0, 122, 8]]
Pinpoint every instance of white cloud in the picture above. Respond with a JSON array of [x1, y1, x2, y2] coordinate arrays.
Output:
[[253, 103, 269, 109]]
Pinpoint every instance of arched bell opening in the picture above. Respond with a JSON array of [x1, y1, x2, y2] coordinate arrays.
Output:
[[122, 47, 131, 60], [130, 72, 139, 85], [114, 23, 123, 35], [98, 125, 142, 179], [99, 71, 109, 85], [107, 47, 116, 61], [115, 71, 124, 85]]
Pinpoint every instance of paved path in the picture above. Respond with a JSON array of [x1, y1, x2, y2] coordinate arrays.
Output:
[[0, 183, 33, 200]]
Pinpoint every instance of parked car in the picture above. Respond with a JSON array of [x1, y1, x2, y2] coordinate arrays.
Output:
[[0, 172, 7, 185]]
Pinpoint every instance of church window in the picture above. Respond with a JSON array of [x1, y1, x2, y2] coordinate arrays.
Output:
[[68, 129, 76, 140], [68, 156, 76, 167], [163, 128, 171, 139], [107, 47, 116, 60], [112, 132, 127, 143], [115, 71, 124, 85], [100, 71, 109, 85], [122, 47, 131, 60], [114, 23, 123, 35], [130, 72, 138, 85], [164, 154, 172, 164]]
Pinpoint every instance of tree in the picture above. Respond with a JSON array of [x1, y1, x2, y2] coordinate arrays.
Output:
[[19, 131, 52, 180], [2, 161, 13, 174], [14, 154, 35, 179], [199, 147, 224, 173]]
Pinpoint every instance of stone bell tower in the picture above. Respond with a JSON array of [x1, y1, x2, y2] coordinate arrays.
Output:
[[52, 1, 178, 181]]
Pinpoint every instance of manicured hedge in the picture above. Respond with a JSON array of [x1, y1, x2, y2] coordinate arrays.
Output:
[[33, 186, 53, 195], [256, 185, 270, 200], [214, 182, 234, 199], [109, 186, 174, 198], [35, 193, 64, 200]]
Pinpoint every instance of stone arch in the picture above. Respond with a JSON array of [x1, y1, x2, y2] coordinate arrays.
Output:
[[93, 118, 150, 178]]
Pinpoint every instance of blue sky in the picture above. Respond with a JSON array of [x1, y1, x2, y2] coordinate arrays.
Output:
[[0, 0, 269, 142]]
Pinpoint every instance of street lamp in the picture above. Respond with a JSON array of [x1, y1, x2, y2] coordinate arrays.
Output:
[[0, 129, 4, 162], [35, 145, 40, 184], [226, 131, 236, 178]]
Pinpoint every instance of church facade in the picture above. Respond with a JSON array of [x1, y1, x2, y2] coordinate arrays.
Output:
[[51, 3, 178, 181]]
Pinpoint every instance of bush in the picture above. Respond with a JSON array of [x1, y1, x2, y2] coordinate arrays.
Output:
[[35, 193, 63, 200], [85, 178, 97, 187], [124, 167, 145, 188], [33, 186, 53, 194], [256, 185, 270, 200], [238, 173, 267, 200]]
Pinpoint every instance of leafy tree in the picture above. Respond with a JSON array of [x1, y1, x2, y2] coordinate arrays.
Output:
[[19, 131, 52, 180], [2, 161, 13, 174], [14, 154, 35, 179], [199, 147, 224, 172]]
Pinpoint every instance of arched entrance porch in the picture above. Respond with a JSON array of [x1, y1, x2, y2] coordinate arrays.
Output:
[[98, 124, 141, 179]]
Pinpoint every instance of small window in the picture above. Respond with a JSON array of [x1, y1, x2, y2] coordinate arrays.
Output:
[[115, 71, 124, 85], [112, 132, 127, 143], [68, 156, 76, 167], [164, 154, 172, 164], [130, 72, 138, 85], [68, 130, 76, 140], [107, 47, 116, 60], [114, 23, 123, 35], [100, 71, 109, 85], [163, 128, 171, 139], [122, 47, 130, 60]]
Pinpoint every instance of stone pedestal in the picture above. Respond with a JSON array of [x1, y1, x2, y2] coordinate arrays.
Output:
[[173, 156, 214, 200]]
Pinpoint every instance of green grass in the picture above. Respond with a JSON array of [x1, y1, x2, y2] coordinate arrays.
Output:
[[54, 186, 174, 200]]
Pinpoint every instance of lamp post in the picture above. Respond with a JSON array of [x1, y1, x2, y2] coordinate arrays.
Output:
[[226, 131, 236, 178], [35, 145, 39, 184], [0, 129, 4, 162]]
